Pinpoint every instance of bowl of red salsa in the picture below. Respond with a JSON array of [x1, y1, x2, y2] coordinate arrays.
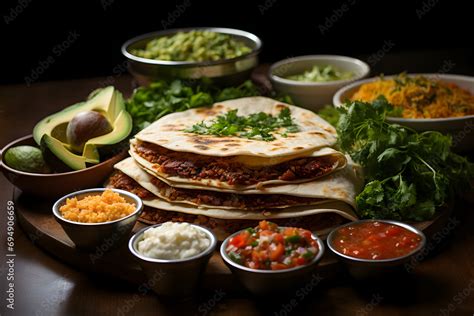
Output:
[[220, 220, 324, 295], [327, 220, 426, 278]]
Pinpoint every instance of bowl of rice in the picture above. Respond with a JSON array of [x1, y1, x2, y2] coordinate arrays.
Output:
[[52, 188, 143, 251], [333, 73, 474, 152]]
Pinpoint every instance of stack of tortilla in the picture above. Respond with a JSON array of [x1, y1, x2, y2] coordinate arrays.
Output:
[[107, 97, 363, 239]]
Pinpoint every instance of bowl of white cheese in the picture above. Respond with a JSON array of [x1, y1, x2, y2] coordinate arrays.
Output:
[[128, 222, 217, 297]]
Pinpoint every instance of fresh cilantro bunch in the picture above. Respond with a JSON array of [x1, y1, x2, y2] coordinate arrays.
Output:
[[213, 80, 260, 102], [126, 79, 261, 133], [337, 96, 474, 221], [185, 108, 299, 141], [317, 105, 341, 127]]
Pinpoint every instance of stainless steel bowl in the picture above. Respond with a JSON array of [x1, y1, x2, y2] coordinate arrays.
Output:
[[128, 223, 217, 298], [121, 27, 262, 86], [327, 219, 426, 279], [52, 188, 143, 251], [269, 55, 370, 112], [220, 228, 325, 296]]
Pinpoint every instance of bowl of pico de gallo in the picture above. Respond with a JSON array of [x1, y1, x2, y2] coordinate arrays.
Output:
[[220, 220, 325, 296]]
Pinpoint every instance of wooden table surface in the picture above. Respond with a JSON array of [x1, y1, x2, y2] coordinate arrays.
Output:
[[1, 76, 473, 316]]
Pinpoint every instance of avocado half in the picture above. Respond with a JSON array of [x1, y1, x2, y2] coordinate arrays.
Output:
[[33, 86, 132, 170]]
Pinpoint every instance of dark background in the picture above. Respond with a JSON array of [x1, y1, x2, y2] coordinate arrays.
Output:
[[1, 0, 473, 85]]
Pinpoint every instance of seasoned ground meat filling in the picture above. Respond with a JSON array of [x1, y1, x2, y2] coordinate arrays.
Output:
[[134, 142, 336, 185], [108, 172, 155, 200], [139, 206, 345, 235], [108, 172, 347, 237], [108, 171, 321, 209]]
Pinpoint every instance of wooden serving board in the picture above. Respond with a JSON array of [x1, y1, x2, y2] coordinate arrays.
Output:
[[14, 189, 451, 293]]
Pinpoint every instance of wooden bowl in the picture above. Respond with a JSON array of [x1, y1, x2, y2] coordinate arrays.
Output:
[[0, 135, 127, 199]]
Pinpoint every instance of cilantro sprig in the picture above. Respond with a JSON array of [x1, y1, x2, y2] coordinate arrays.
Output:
[[336, 96, 474, 221], [184, 108, 299, 141], [126, 79, 261, 133]]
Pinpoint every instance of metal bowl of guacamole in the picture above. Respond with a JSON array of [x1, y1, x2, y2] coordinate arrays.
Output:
[[122, 27, 262, 86]]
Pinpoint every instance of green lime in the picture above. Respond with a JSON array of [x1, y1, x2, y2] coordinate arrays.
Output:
[[4, 145, 51, 173]]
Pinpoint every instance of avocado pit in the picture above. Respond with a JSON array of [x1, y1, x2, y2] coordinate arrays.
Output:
[[66, 111, 113, 153]]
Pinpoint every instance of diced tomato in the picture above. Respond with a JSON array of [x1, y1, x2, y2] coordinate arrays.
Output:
[[271, 262, 288, 270], [259, 220, 277, 231], [300, 230, 312, 242], [259, 220, 270, 231], [283, 227, 298, 237], [295, 257, 306, 266], [260, 230, 274, 237], [269, 243, 284, 261], [229, 231, 249, 248], [251, 249, 267, 262], [226, 221, 319, 271], [273, 233, 284, 244], [251, 250, 259, 262]]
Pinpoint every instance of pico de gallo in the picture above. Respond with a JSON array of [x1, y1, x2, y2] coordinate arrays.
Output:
[[225, 220, 319, 270], [331, 221, 423, 260]]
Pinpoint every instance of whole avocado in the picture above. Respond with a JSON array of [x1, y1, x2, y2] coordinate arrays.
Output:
[[4, 146, 51, 173]]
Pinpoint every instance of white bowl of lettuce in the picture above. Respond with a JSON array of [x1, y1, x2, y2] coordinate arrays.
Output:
[[269, 55, 370, 112]]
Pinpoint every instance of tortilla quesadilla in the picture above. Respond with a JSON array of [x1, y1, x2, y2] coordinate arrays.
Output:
[[131, 97, 347, 190], [106, 96, 363, 239], [107, 163, 359, 240], [137, 206, 349, 241], [112, 157, 362, 210], [108, 173, 357, 221]]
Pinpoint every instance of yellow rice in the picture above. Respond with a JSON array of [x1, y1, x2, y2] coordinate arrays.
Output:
[[351, 74, 474, 118], [60, 189, 135, 223]]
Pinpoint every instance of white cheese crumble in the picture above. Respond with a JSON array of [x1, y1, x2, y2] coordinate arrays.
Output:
[[137, 222, 210, 260]]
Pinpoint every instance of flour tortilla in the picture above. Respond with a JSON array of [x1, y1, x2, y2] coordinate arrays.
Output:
[[127, 152, 360, 203], [139, 194, 357, 221], [107, 164, 358, 238], [114, 157, 362, 209], [138, 206, 350, 241], [134, 96, 337, 158], [129, 142, 347, 190]]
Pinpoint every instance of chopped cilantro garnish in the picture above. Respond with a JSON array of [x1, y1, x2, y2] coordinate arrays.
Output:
[[126, 79, 261, 133], [184, 107, 299, 141]]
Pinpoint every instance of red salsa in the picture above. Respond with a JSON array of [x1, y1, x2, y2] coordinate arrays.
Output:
[[332, 221, 422, 260], [225, 220, 319, 270]]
